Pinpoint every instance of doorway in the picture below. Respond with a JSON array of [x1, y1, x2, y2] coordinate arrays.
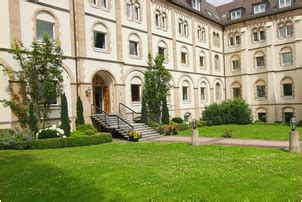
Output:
[[94, 86, 103, 113], [92, 74, 111, 113]]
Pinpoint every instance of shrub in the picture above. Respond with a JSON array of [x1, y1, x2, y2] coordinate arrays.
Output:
[[172, 117, 183, 124], [76, 124, 95, 132], [70, 131, 85, 138], [223, 129, 233, 138], [147, 121, 160, 129], [161, 97, 170, 124], [36, 129, 60, 139], [76, 96, 85, 126], [176, 123, 191, 131], [83, 129, 97, 136], [28, 102, 38, 134], [274, 121, 282, 124], [202, 99, 253, 126], [253, 120, 266, 125], [297, 120, 302, 127], [197, 120, 206, 127], [0, 129, 15, 141], [1, 133, 112, 150], [128, 130, 142, 142], [165, 125, 177, 135], [60, 93, 71, 136]]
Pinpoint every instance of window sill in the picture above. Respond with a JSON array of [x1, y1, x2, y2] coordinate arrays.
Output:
[[129, 55, 141, 60], [282, 63, 293, 67], [181, 63, 189, 67], [281, 96, 294, 100], [90, 4, 98, 8], [182, 100, 191, 104], [232, 69, 241, 72], [255, 97, 267, 101], [256, 66, 265, 69], [94, 48, 110, 54], [131, 102, 141, 106]]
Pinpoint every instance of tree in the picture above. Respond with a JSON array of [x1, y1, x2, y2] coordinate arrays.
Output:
[[140, 92, 148, 123], [76, 96, 85, 126], [28, 102, 38, 134], [161, 96, 169, 124], [60, 93, 70, 136], [144, 54, 172, 121], [1, 34, 64, 129]]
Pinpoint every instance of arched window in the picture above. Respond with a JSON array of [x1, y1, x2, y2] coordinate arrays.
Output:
[[93, 23, 108, 51], [129, 34, 141, 58], [199, 51, 206, 69], [133, 3, 140, 21], [197, 26, 205, 42], [256, 108, 267, 122], [255, 80, 267, 99], [155, 10, 161, 28], [280, 47, 293, 66], [158, 40, 168, 61], [183, 21, 188, 37], [229, 32, 240, 46], [281, 77, 294, 98], [215, 82, 222, 101], [200, 81, 207, 102], [214, 55, 220, 71], [100, 0, 108, 9], [231, 82, 241, 98], [282, 107, 295, 123], [180, 46, 188, 65], [231, 55, 241, 71], [254, 51, 265, 69], [252, 26, 266, 42], [36, 12, 56, 41], [162, 12, 167, 31], [126, 1, 140, 22], [278, 21, 293, 39], [131, 77, 142, 102], [182, 81, 190, 101], [178, 19, 183, 35]]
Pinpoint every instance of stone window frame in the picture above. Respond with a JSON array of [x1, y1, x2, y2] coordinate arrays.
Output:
[[282, 106, 295, 123], [280, 77, 295, 99], [277, 20, 294, 39], [128, 33, 143, 60], [180, 46, 189, 66], [214, 54, 220, 71], [181, 80, 191, 103], [214, 81, 223, 102], [251, 26, 266, 43], [89, 0, 110, 11], [157, 40, 169, 63], [91, 22, 112, 54], [197, 25, 206, 43], [230, 81, 242, 99], [126, 0, 142, 23], [200, 81, 208, 103], [280, 46, 293, 67], [230, 54, 241, 72], [254, 79, 268, 100], [32, 9, 61, 42], [199, 51, 206, 69], [228, 31, 241, 47], [254, 51, 266, 69], [154, 9, 168, 31]]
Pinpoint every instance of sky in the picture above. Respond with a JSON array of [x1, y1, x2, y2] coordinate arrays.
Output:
[[207, 0, 233, 6]]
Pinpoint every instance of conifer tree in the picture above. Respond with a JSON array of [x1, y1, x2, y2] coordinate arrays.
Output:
[[60, 93, 70, 136], [28, 102, 38, 134], [161, 96, 170, 124], [75, 96, 85, 126]]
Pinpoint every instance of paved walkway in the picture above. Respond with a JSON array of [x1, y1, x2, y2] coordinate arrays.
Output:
[[151, 136, 290, 149]]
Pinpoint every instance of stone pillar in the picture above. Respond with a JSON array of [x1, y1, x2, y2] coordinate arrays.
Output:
[[289, 131, 300, 153], [191, 121, 199, 146]]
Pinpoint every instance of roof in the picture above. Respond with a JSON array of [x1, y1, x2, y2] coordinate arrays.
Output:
[[168, 0, 302, 26]]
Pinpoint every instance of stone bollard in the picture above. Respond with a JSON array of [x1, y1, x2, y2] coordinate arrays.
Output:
[[191, 119, 199, 146], [289, 131, 300, 153]]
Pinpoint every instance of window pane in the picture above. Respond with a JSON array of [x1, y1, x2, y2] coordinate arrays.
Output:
[[131, 84, 140, 102], [94, 31, 106, 49], [199, 56, 204, 67], [284, 112, 293, 123], [253, 32, 258, 41], [200, 87, 206, 101], [130, 41, 138, 56], [235, 35, 240, 44], [233, 88, 241, 98], [101, 0, 107, 8], [127, 4, 132, 18], [258, 113, 266, 122], [158, 47, 165, 58], [36, 20, 54, 41], [155, 14, 160, 27], [279, 26, 286, 38], [183, 87, 188, 100], [286, 25, 293, 36], [181, 52, 187, 64], [282, 52, 292, 65], [260, 31, 265, 40], [256, 56, 264, 67], [230, 37, 234, 46], [257, 85, 266, 97], [283, 83, 293, 96], [232, 60, 240, 70]]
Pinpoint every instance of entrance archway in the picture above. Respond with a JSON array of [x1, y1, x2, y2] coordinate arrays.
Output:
[[92, 71, 114, 113]]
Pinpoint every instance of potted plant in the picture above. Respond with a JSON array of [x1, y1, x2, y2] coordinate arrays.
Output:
[[165, 125, 177, 135], [128, 130, 142, 142]]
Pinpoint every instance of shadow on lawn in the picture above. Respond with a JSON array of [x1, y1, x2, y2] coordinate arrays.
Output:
[[1, 152, 123, 201]]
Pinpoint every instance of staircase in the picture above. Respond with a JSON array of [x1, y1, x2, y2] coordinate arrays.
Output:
[[90, 104, 162, 141]]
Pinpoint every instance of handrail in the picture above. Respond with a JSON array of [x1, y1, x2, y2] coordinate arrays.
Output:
[[118, 103, 162, 134], [91, 104, 134, 132]]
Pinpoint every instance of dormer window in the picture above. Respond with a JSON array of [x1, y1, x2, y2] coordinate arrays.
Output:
[[230, 10, 242, 20], [192, 0, 201, 11], [279, 0, 292, 8], [254, 4, 266, 14]]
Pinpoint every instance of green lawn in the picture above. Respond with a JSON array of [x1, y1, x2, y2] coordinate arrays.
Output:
[[178, 124, 302, 140], [1, 142, 301, 201]]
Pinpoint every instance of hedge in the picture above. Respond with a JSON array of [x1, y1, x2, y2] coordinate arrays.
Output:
[[1, 133, 112, 150]]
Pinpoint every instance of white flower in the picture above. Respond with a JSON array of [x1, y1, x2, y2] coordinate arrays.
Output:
[[56, 128, 64, 135], [63, 135, 66, 138]]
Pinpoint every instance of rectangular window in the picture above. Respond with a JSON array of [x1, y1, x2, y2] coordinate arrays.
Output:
[[158, 47, 165, 58], [131, 84, 140, 102], [199, 56, 204, 67], [260, 31, 265, 41], [233, 88, 241, 98], [254, 4, 266, 14], [256, 85, 266, 98], [182, 86, 188, 101], [94, 31, 106, 49], [256, 56, 265, 67], [231, 10, 242, 20], [284, 112, 293, 123], [100, 0, 107, 8], [279, 26, 286, 38], [129, 41, 138, 56], [181, 52, 187, 64], [229, 37, 234, 46], [36, 20, 54, 41], [134, 7, 140, 21], [279, 0, 292, 8], [258, 113, 266, 122], [200, 87, 206, 101], [232, 60, 240, 70], [192, 0, 201, 10], [286, 25, 293, 37], [253, 32, 259, 42], [235, 35, 241, 44], [127, 3, 132, 18], [283, 83, 293, 96], [155, 14, 160, 28], [282, 52, 292, 65]]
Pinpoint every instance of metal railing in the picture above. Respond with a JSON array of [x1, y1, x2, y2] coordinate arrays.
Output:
[[118, 103, 162, 134], [91, 104, 134, 133]]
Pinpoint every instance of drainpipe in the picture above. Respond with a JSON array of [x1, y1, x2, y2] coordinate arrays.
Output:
[[72, 0, 79, 97], [222, 26, 227, 100]]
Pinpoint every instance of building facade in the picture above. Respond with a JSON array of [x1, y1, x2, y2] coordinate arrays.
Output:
[[0, 0, 301, 130]]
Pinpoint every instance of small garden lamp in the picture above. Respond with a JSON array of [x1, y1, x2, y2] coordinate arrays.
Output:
[[290, 117, 297, 131], [192, 119, 197, 129]]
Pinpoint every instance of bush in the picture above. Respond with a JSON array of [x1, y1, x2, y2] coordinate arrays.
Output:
[[1, 133, 112, 150], [297, 120, 302, 127], [147, 121, 160, 129], [76, 124, 95, 132], [165, 125, 177, 135], [176, 123, 191, 131], [0, 129, 15, 141], [197, 120, 206, 127], [253, 120, 266, 125], [274, 121, 282, 124], [60, 93, 71, 136], [223, 129, 233, 138], [202, 99, 253, 126], [70, 131, 85, 138], [171, 117, 183, 124], [76, 96, 85, 126], [36, 129, 60, 139], [83, 129, 97, 136]]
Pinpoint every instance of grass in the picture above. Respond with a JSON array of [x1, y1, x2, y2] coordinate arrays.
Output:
[[178, 124, 302, 140], [1, 142, 302, 201]]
